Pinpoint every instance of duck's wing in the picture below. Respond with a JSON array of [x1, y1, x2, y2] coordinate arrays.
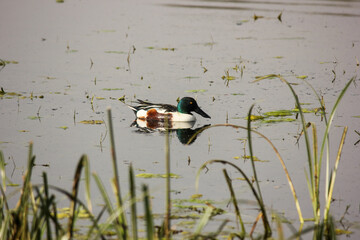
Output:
[[135, 99, 177, 112]]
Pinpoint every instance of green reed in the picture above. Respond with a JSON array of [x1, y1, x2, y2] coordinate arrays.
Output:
[[0, 76, 355, 239], [191, 75, 355, 238]]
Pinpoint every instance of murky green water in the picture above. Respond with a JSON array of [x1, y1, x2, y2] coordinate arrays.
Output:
[[1, 0, 360, 238]]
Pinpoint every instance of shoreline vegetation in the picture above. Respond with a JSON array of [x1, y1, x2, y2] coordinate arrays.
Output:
[[0, 76, 356, 239]]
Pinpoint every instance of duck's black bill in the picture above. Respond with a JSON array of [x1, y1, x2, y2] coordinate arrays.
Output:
[[195, 107, 211, 119]]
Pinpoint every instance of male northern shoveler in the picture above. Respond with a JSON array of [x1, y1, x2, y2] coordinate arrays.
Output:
[[126, 97, 211, 122]]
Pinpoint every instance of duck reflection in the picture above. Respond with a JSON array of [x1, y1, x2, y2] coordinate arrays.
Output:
[[130, 119, 209, 145]]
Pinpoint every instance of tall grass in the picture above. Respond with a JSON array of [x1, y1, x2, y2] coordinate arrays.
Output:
[[0, 76, 355, 239], [0, 108, 156, 239], [192, 75, 355, 237]]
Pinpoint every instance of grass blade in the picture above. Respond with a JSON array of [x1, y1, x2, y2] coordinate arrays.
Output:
[[324, 126, 348, 220], [129, 164, 138, 240], [223, 169, 245, 237], [164, 117, 171, 239], [107, 106, 127, 239], [143, 184, 154, 240], [192, 123, 303, 223], [319, 76, 355, 205], [67, 154, 88, 239], [247, 104, 272, 237], [193, 205, 213, 237], [0, 151, 5, 192], [196, 159, 271, 236]]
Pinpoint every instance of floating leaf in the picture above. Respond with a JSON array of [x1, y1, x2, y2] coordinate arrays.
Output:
[[0, 60, 19, 65], [291, 108, 315, 113], [253, 14, 264, 21], [221, 75, 236, 81], [5, 92, 22, 96], [242, 155, 269, 162], [104, 50, 126, 54], [136, 173, 181, 179], [273, 56, 284, 59], [246, 115, 265, 121], [96, 97, 105, 100], [253, 74, 278, 82], [7, 183, 20, 187], [28, 116, 40, 120], [191, 194, 203, 199], [55, 207, 92, 219], [264, 110, 293, 117], [161, 47, 175, 51], [261, 118, 296, 123], [335, 229, 352, 235], [102, 88, 124, 91], [118, 95, 125, 101], [66, 49, 78, 53], [296, 75, 308, 79], [79, 120, 104, 125], [58, 126, 68, 130], [185, 89, 207, 93], [235, 177, 246, 181], [352, 115, 360, 118]]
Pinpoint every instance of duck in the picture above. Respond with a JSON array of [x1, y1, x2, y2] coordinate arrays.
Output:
[[126, 97, 211, 122]]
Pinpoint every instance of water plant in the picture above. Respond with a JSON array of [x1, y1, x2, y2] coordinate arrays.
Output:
[[0, 75, 355, 239], [191, 75, 355, 238]]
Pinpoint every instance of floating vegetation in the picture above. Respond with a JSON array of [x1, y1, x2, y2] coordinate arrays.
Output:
[[246, 115, 265, 121], [66, 49, 78, 53], [185, 89, 207, 93], [79, 120, 104, 125], [145, 46, 176, 51], [246, 106, 319, 123], [184, 76, 200, 80], [234, 155, 269, 162], [55, 207, 92, 219], [58, 126, 68, 130], [161, 47, 176, 51], [101, 88, 124, 91], [253, 14, 264, 21], [0, 59, 19, 65], [222, 70, 236, 86], [104, 50, 126, 54], [263, 110, 293, 117], [135, 173, 181, 179], [18, 130, 30, 133], [291, 107, 317, 113], [66, 43, 78, 53], [27, 116, 41, 120], [261, 118, 296, 123], [296, 75, 308, 79]]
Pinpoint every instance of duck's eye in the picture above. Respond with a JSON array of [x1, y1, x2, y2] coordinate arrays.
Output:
[[190, 102, 193, 104]]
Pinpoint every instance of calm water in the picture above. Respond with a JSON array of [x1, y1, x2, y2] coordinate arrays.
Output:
[[1, 0, 360, 238]]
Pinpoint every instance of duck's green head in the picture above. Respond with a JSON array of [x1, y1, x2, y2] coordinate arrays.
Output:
[[177, 97, 211, 119]]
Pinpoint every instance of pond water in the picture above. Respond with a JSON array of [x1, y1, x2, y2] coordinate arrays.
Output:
[[1, 0, 360, 238]]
